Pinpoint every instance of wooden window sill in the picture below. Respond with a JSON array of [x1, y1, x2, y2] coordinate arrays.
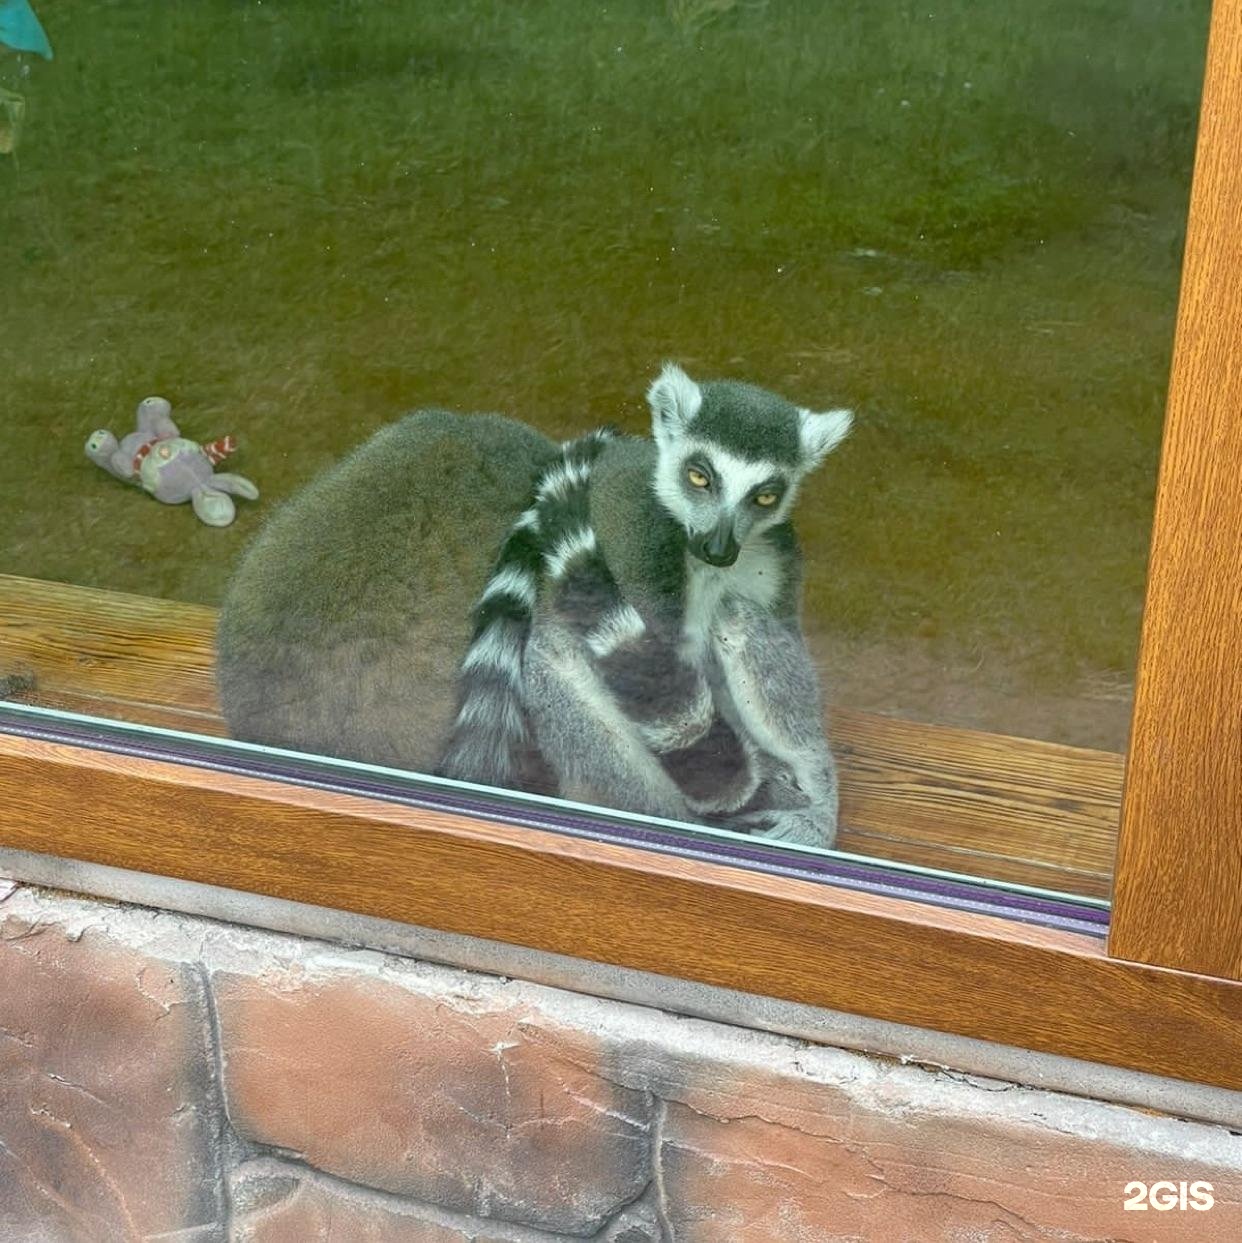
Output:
[[0, 573, 1122, 900]]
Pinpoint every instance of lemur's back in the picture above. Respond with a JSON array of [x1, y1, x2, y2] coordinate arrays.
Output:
[[216, 410, 560, 771], [587, 437, 686, 609]]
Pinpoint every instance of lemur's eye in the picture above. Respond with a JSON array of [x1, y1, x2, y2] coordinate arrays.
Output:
[[754, 492, 779, 507], [687, 467, 711, 489]]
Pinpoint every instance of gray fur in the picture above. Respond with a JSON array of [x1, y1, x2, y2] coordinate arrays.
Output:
[[523, 624, 694, 820], [710, 596, 840, 846], [216, 410, 560, 774]]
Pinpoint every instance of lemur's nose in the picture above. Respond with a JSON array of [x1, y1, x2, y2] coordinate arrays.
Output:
[[697, 519, 740, 567]]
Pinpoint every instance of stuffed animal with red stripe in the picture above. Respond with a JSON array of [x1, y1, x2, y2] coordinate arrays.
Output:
[[85, 396, 259, 528]]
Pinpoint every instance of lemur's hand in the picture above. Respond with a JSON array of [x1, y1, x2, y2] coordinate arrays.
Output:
[[753, 763, 813, 811], [729, 806, 836, 849]]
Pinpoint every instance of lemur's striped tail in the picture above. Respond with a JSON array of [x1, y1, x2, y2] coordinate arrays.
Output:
[[435, 427, 620, 789], [534, 429, 712, 753], [435, 503, 545, 788], [533, 427, 629, 641]]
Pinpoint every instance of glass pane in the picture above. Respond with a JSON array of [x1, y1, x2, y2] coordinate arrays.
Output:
[[0, 1, 1213, 907]]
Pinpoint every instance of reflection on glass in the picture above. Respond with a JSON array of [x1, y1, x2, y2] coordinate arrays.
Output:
[[0, 2, 1212, 898]]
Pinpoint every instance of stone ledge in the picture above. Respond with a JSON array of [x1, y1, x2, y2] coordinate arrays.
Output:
[[0, 897, 223, 1243], [1, 883, 1240, 1243], [213, 965, 652, 1234]]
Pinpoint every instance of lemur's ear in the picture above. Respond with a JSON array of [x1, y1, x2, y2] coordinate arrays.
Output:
[[798, 407, 853, 468], [647, 362, 703, 442]]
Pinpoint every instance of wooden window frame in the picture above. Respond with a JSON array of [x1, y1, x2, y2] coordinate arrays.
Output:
[[2, 0, 1241, 1092]]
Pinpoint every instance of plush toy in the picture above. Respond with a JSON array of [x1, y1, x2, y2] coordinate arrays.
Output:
[[85, 396, 259, 527]]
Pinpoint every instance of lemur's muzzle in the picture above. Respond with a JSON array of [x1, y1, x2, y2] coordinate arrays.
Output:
[[692, 518, 740, 567]]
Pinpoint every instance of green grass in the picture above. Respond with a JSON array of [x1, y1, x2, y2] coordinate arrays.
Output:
[[0, 0, 1211, 697]]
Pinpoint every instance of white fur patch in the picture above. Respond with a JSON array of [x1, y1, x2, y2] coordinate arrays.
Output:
[[586, 604, 647, 657], [653, 452, 693, 529], [537, 457, 592, 503], [480, 565, 538, 609], [461, 627, 523, 681], [704, 442, 787, 509], [513, 507, 540, 533], [647, 362, 703, 442], [798, 407, 853, 467], [680, 537, 784, 663], [545, 526, 597, 580]]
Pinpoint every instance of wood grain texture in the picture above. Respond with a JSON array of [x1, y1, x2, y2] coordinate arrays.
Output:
[[834, 710, 1121, 897], [0, 574, 1122, 896], [0, 575, 219, 715], [0, 734, 1238, 1090], [1111, 0, 1242, 981]]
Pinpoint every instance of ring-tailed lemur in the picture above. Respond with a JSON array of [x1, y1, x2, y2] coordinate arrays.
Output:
[[439, 364, 852, 844], [215, 365, 851, 846]]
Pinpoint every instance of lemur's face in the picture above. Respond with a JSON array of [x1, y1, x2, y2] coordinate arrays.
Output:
[[663, 439, 792, 566], [647, 363, 852, 568]]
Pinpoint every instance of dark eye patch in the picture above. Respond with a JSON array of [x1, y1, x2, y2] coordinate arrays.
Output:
[[750, 478, 786, 505], [685, 458, 715, 488]]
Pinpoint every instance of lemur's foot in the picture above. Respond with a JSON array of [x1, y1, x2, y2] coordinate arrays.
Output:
[[730, 807, 837, 850]]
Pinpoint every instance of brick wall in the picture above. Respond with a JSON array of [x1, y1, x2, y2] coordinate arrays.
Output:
[[1, 880, 1239, 1242]]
